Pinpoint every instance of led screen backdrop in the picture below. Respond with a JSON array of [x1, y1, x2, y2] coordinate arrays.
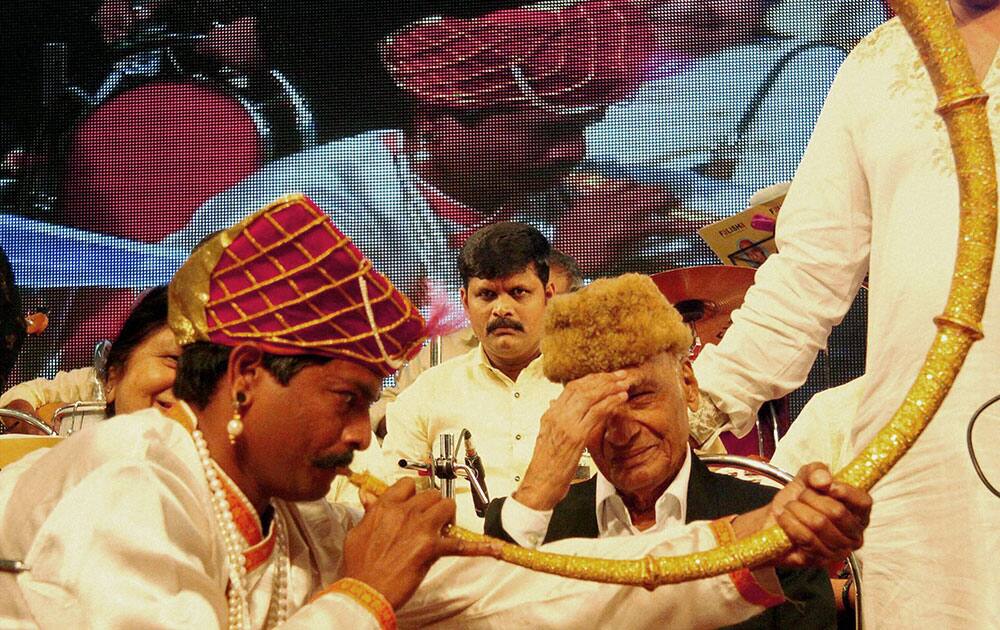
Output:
[[1, 0, 889, 416]]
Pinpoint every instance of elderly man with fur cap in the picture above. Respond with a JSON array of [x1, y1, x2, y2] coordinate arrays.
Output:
[[485, 273, 861, 627]]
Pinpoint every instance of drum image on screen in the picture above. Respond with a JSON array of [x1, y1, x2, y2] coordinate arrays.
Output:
[[60, 67, 316, 243]]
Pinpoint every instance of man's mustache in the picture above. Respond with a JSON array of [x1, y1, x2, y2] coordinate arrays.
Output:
[[313, 450, 355, 470], [487, 317, 525, 334]]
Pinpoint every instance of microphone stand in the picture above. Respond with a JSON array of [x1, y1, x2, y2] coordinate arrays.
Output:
[[399, 429, 491, 516]]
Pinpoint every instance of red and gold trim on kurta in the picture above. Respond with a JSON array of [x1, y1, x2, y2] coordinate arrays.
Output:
[[166, 403, 277, 573], [313, 578, 397, 630], [710, 517, 785, 608], [216, 471, 276, 573]]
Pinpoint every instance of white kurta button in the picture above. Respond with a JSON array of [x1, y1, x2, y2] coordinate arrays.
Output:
[[514, 475, 521, 482], [513, 392, 520, 398], [515, 433, 522, 440]]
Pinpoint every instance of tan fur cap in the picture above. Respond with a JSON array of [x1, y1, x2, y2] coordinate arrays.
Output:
[[541, 273, 692, 383]]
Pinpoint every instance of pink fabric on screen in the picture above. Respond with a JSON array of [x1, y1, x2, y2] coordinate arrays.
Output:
[[383, 0, 653, 111], [62, 82, 262, 243]]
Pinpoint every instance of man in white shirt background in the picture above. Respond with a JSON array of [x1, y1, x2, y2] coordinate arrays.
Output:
[[331, 246, 582, 511], [381, 222, 569, 528], [367, 248, 583, 439]]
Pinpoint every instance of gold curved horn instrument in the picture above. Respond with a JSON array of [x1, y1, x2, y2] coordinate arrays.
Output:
[[351, 0, 997, 586]]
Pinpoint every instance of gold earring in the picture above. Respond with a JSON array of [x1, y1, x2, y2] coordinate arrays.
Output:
[[227, 394, 245, 445]]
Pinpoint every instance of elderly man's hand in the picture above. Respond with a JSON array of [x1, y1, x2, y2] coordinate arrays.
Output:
[[512, 371, 629, 511], [732, 463, 872, 568]]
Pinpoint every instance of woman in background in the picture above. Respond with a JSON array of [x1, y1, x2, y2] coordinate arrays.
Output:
[[0, 285, 177, 433]]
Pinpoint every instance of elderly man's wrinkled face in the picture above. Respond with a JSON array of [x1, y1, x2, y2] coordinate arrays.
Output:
[[461, 263, 553, 371], [648, 0, 769, 55], [586, 352, 699, 498]]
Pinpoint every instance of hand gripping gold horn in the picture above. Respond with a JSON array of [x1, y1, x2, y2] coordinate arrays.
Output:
[[351, 0, 997, 586]]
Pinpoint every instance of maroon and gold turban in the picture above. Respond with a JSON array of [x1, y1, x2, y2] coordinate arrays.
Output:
[[168, 194, 426, 377], [383, 0, 653, 112]]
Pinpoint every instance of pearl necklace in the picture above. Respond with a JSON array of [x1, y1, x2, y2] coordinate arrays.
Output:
[[192, 429, 289, 629]]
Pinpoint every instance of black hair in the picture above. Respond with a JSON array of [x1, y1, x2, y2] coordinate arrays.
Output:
[[547, 249, 583, 291], [172, 342, 330, 409], [458, 222, 551, 288], [0, 246, 25, 386]]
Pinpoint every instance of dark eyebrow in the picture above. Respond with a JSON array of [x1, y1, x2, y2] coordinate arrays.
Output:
[[332, 374, 381, 404], [355, 381, 381, 404]]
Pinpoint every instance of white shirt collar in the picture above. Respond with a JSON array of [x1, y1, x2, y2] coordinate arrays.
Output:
[[594, 446, 692, 537], [474, 345, 545, 385]]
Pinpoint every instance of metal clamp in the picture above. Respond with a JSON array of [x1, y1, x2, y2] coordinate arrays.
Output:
[[51, 401, 107, 435], [399, 429, 490, 516]]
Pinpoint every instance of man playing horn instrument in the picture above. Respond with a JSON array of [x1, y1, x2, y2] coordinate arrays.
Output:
[[0, 196, 871, 628]]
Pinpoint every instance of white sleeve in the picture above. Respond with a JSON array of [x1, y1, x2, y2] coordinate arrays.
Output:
[[769, 377, 865, 473], [500, 496, 554, 548], [13, 456, 387, 630], [1, 367, 97, 409], [399, 521, 783, 629], [283, 592, 387, 629], [693, 55, 872, 436], [15, 460, 228, 628]]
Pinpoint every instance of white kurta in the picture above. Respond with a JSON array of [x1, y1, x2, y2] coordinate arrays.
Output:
[[0, 409, 779, 629], [0, 411, 377, 630], [769, 378, 864, 474], [693, 19, 1000, 627], [381, 347, 565, 529]]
